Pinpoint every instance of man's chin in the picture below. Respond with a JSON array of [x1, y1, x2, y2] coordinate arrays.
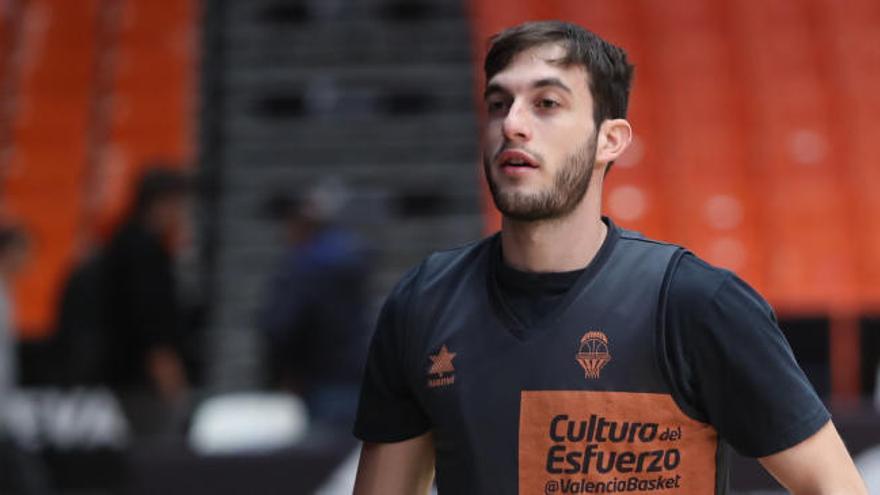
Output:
[[493, 181, 542, 198], [493, 194, 556, 222], [498, 208, 558, 223]]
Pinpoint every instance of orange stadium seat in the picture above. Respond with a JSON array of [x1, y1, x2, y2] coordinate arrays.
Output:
[[762, 177, 857, 311], [2, 0, 99, 336], [87, 0, 197, 236], [4, 0, 198, 336], [603, 166, 666, 242], [547, 0, 630, 31], [0, 3, 11, 81]]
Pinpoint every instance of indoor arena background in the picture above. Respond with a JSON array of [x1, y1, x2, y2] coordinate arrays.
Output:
[[0, 0, 878, 493]]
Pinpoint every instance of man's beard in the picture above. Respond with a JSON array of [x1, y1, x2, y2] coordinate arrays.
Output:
[[484, 134, 597, 222]]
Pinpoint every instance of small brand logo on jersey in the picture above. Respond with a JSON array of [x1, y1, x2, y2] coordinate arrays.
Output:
[[576, 331, 611, 379], [427, 344, 456, 388]]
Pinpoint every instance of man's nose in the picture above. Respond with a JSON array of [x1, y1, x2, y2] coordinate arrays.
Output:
[[501, 100, 532, 142]]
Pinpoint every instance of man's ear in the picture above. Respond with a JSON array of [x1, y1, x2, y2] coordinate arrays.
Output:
[[595, 118, 633, 165]]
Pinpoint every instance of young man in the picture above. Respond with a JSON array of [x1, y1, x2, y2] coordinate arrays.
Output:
[[353, 21, 866, 494]]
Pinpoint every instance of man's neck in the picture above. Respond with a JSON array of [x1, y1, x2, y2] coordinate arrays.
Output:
[[500, 188, 607, 273]]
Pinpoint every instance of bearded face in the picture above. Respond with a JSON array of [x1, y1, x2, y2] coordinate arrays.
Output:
[[484, 132, 597, 222], [481, 43, 602, 224]]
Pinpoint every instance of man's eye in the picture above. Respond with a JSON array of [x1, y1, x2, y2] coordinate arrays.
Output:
[[487, 100, 508, 112], [537, 99, 559, 109]]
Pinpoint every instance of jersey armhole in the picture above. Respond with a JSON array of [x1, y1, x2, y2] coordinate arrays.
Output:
[[654, 248, 708, 423]]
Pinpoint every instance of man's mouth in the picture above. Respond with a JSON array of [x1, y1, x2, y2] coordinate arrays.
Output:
[[495, 149, 540, 170]]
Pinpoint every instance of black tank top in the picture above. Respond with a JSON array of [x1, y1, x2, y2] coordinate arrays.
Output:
[[403, 221, 723, 493]]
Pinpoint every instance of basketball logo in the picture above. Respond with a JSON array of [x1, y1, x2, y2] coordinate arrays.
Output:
[[576, 331, 611, 379]]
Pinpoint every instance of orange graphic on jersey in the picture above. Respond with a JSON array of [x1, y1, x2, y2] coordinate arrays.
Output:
[[429, 345, 456, 375], [519, 391, 719, 494], [576, 331, 611, 379]]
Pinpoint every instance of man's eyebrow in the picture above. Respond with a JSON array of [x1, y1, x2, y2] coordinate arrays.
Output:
[[483, 78, 573, 100], [532, 77, 572, 94], [483, 83, 508, 100]]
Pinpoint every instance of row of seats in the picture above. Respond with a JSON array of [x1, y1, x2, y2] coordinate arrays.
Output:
[[90, 0, 197, 238], [3, 0, 101, 338], [0, 0, 197, 337]]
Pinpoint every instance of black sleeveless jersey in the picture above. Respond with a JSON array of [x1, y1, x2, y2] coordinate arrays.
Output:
[[355, 219, 829, 494]]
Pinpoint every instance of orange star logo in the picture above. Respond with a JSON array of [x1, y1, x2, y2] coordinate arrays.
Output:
[[428, 345, 457, 376]]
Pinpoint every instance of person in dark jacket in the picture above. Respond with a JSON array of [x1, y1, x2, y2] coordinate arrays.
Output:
[[259, 180, 372, 426], [102, 168, 193, 405]]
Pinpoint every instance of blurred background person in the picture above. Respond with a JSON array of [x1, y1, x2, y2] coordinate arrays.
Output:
[[100, 168, 198, 434], [52, 245, 111, 387], [0, 224, 52, 494], [258, 179, 372, 428]]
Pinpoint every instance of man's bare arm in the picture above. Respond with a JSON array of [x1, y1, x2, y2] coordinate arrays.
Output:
[[759, 420, 866, 494], [354, 432, 435, 495]]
